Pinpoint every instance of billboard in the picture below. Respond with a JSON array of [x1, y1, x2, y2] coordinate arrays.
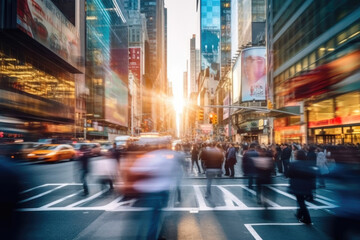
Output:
[[241, 47, 266, 101], [232, 56, 241, 103], [105, 71, 128, 127], [223, 94, 230, 120], [129, 47, 141, 81], [17, 0, 80, 68]]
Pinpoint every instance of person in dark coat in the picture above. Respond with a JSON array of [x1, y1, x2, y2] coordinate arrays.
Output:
[[281, 144, 292, 177], [0, 149, 22, 240], [225, 143, 237, 177], [191, 144, 201, 174], [78, 144, 91, 195], [242, 143, 258, 188], [108, 142, 122, 163], [200, 143, 224, 198], [288, 150, 317, 224]]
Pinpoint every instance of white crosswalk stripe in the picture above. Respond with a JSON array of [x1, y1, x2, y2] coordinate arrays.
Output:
[[17, 183, 338, 212]]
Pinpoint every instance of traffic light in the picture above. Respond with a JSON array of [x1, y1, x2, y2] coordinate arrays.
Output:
[[267, 100, 273, 110], [213, 114, 218, 124], [198, 108, 204, 121], [209, 113, 214, 124]]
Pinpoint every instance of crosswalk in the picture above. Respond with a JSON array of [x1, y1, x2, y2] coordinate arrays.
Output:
[[17, 183, 338, 212]]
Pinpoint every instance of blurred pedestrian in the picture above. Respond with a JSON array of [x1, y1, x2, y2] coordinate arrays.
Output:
[[225, 143, 237, 177], [119, 139, 181, 239], [242, 143, 258, 189], [108, 142, 121, 163], [78, 144, 91, 195], [288, 150, 317, 225], [200, 143, 224, 198], [253, 147, 273, 206], [281, 144, 292, 177], [328, 146, 360, 240], [316, 147, 328, 188], [0, 147, 22, 240]]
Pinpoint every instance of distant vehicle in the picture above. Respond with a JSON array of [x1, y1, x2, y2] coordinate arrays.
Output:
[[114, 135, 132, 150], [27, 144, 75, 162], [0, 142, 42, 160], [38, 139, 53, 144], [99, 142, 112, 155], [73, 143, 101, 157]]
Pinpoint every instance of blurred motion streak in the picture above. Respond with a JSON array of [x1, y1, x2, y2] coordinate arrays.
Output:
[[279, 49, 360, 103]]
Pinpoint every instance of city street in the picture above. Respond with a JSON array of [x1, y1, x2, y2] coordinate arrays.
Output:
[[15, 159, 337, 240]]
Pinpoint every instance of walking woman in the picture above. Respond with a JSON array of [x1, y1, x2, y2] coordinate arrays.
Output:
[[288, 150, 316, 224]]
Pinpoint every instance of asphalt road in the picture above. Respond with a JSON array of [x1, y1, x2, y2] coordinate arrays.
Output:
[[12, 158, 338, 240]]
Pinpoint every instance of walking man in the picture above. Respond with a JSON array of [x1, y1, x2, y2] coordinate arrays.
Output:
[[200, 143, 224, 198], [225, 143, 237, 177]]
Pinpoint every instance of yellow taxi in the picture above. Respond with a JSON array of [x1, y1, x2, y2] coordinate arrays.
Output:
[[27, 144, 76, 162]]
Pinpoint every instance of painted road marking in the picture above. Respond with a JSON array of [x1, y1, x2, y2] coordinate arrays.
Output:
[[20, 184, 48, 194], [19, 184, 68, 204], [217, 186, 247, 207], [17, 183, 338, 212], [40, 190, 83, 208], [244, 223, 305, 240], [65, 189, 109, 207], [238, 185, 281, 208], [267, 186, 318, 208]]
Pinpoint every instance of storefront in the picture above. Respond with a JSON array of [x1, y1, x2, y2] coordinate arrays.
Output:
[[0, 0, 84, 140], [274, 116, 303, 144], [307, 91, 360, 144]]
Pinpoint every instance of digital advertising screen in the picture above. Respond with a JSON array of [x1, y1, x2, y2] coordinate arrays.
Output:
[[241, 47, 266, 102], [105, 71, 129, 127], [17, 0, 80, 68], [232, 56, 241, 103]]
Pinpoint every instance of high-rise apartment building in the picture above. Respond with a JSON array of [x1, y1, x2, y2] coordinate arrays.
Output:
[[220, 0, 231, 77], [230, 0, 266, 59], [190, 35, 201, 94], [140, 0, 167, 131], [124, 0, 139, 10], [200, 0, 221, 77]]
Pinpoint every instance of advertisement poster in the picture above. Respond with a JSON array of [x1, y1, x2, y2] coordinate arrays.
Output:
[[129, 47, 141, 81], [223, 94, 230, 120], [17, 0, 80, 68], [241, 47, 266, 101], [200, 124, 213, 134], [105, 71, 128, 127]]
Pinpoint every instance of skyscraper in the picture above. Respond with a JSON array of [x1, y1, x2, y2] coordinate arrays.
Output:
[[200, 0, 221, 76], [140, 0, 167, 131], [190, 35, 200, 94]]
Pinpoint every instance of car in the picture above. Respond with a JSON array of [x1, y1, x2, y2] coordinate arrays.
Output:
[[100, 142, 113, 155], [0, 142, 43, 160], [27, 144, 76, 162], [73, 143, 101, 157]]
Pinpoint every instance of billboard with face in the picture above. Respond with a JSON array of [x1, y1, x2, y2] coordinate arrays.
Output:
[[241, 47, 266, 101], [17, 0, 80, 68]]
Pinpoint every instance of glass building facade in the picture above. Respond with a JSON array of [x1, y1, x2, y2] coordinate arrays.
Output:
[[0, 0, 84, 139], [268, 0, 360, 144], [86, 0, 129, 136], [200, 0, 221, 76]]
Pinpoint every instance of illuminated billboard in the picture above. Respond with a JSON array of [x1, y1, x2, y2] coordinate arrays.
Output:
[[241, 47, 266, 102], [232, 56, 241, 103], [105, 71, 128, 127], [17, 0, 80, 68]]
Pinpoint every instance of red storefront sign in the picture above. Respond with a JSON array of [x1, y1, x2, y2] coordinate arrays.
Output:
[[129, 47, 141, 81], [308, 115, 360, 128]]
